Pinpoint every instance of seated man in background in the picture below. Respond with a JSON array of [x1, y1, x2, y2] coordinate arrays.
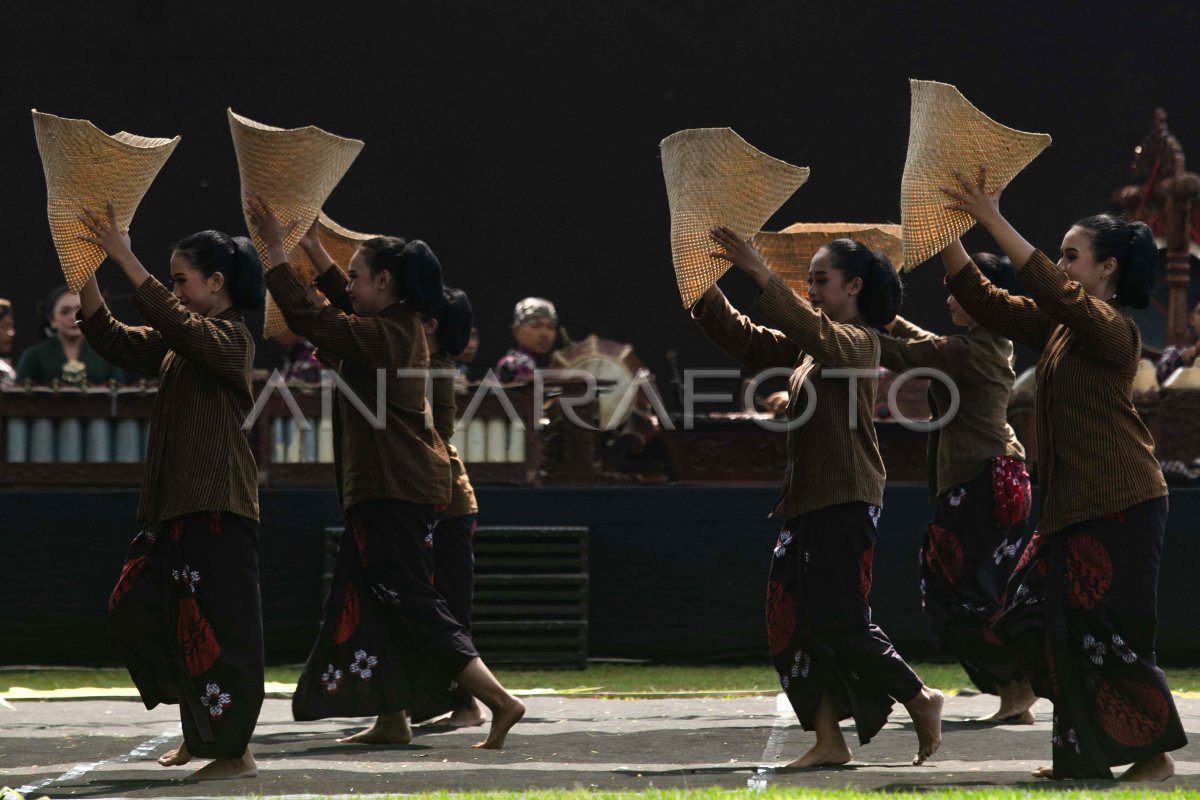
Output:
[[495, 297, 557, 383]]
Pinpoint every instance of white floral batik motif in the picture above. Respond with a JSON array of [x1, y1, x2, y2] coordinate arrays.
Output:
[[780, 674, 790, 690], [867, 505, 882, 528], [321, 664, 344, 694], [1111, 633, 1138, 664], [1083, 634, 1107, 666], [171, 564, 201, 594], [948, 488, 967, 507], [992, 537, 1021, 565], [774, 530, 793, 559], [1013, 583, 1041, 607], [350, 649, 379, 681], [200, 682, 232, 719], [790, 648, 811, 679]]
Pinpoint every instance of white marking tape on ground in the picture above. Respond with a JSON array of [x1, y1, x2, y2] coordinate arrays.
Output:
[[747, 691, 791, 790], [15, 727, 178, 796]]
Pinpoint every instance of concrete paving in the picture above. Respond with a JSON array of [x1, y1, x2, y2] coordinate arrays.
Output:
[[2, 694, 1198, 796]]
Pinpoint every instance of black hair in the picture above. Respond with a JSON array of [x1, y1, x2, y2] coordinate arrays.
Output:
[[971, 251, 1025, 297], [434, 287, 474, 357], [358, 237, 444, 313], [1072, 214, 1156, 309], [820, 239, 903, 328], [172, 230, 265, 311], [37, 284, 74, 337]]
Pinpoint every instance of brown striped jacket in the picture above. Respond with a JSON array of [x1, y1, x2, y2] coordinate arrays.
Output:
[[78, 277, 259, 530], [693, 272, 885, 519], [430, 351, 478, 518], [947, 250, 1166, 534], [879, 316, 1024, 500], [266, 263, 451, 511]]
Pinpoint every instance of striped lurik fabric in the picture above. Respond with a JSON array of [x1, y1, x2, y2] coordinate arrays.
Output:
[[78, 277, 259, 529], [265, 262, 451, 510], [948, 251, 1167, 534], [693, 272, 885, 519], [430, 351, 478, 518], [879, 316, 1025, 500]]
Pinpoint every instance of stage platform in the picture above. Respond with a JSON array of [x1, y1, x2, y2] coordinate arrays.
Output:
[[2, 485, 1197, 665]]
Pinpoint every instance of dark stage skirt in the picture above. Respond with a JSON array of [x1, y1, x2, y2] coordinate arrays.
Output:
[[921, 456, 1031, 694], [433, 513, 477, 637], [108, 511, 264, 760], [427, 513, 479, 714], [292, 498, 479, 723], [995, 495, 1187, 779], [767, 501, 924, 745]]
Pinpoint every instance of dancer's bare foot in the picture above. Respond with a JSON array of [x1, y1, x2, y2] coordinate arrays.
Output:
[[984, 679, 1037, 723], [1031, 765, 1054, 779], [1119, 753, 1175, 783], [158, 742, 191, 767], [473, 697, 525, 749], [785, 739, 852, 768], [905, 687, 944, 765], [449, 698, 487, 728], [187, 748, 257, 781], [978, 708, 1035, 725], [337, 711, 412, 744]]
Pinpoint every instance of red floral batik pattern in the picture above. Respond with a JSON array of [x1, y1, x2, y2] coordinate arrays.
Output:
[[765, 580, 796, 656]]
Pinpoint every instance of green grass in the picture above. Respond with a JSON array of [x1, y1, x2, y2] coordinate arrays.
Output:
[[3, 663, 1200, 695], [204, 790, 1200, 799]]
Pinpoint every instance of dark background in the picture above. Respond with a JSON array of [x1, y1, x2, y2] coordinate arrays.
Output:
[[3, 0, 1200, 389]]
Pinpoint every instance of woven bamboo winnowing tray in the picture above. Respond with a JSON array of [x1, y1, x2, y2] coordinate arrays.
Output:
[[900, 80, 1050, 270], [33, 110, 180, 292], [661, 127, 809, 307]]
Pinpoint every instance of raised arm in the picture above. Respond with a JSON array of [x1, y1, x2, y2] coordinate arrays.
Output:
[[877, 315, 969, 373], [709, 226, 878, 369], [297, 220, 353, 313], [944, 251, 1057, 353], [77, 204, 245, 378], [77, 291, 168, 378], [1010, 250, 1141, 367], [265, 260, 413, 369], [130, 277, 252, 383], [691, 284, 801, 373], [751, 272, 879, 369], [249, 197, 415, 368]]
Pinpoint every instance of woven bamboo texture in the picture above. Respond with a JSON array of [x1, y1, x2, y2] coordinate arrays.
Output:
[[661, 128, 809, 307], [228, 109, 363, 272], [32, 110, 180, 292], [900, 80, 1051, 269], [264, 212, 379, 337], [754, 223, 903, 296]]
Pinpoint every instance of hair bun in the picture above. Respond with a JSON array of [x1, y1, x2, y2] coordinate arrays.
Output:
[[398, 240, 445, 313], [229, 235, 262, 272], [437, 287, 474, 356]]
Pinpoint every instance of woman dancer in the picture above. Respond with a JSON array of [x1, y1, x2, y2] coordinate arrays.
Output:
[[77, 203, 264, 780], [878, 254, 1035, 723], [248, 200, 523, 749], [942, 167, 1185, 781], [416, 287, 484, 727], [16, 284, 125, 384], [696, 226, 943, 768]]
